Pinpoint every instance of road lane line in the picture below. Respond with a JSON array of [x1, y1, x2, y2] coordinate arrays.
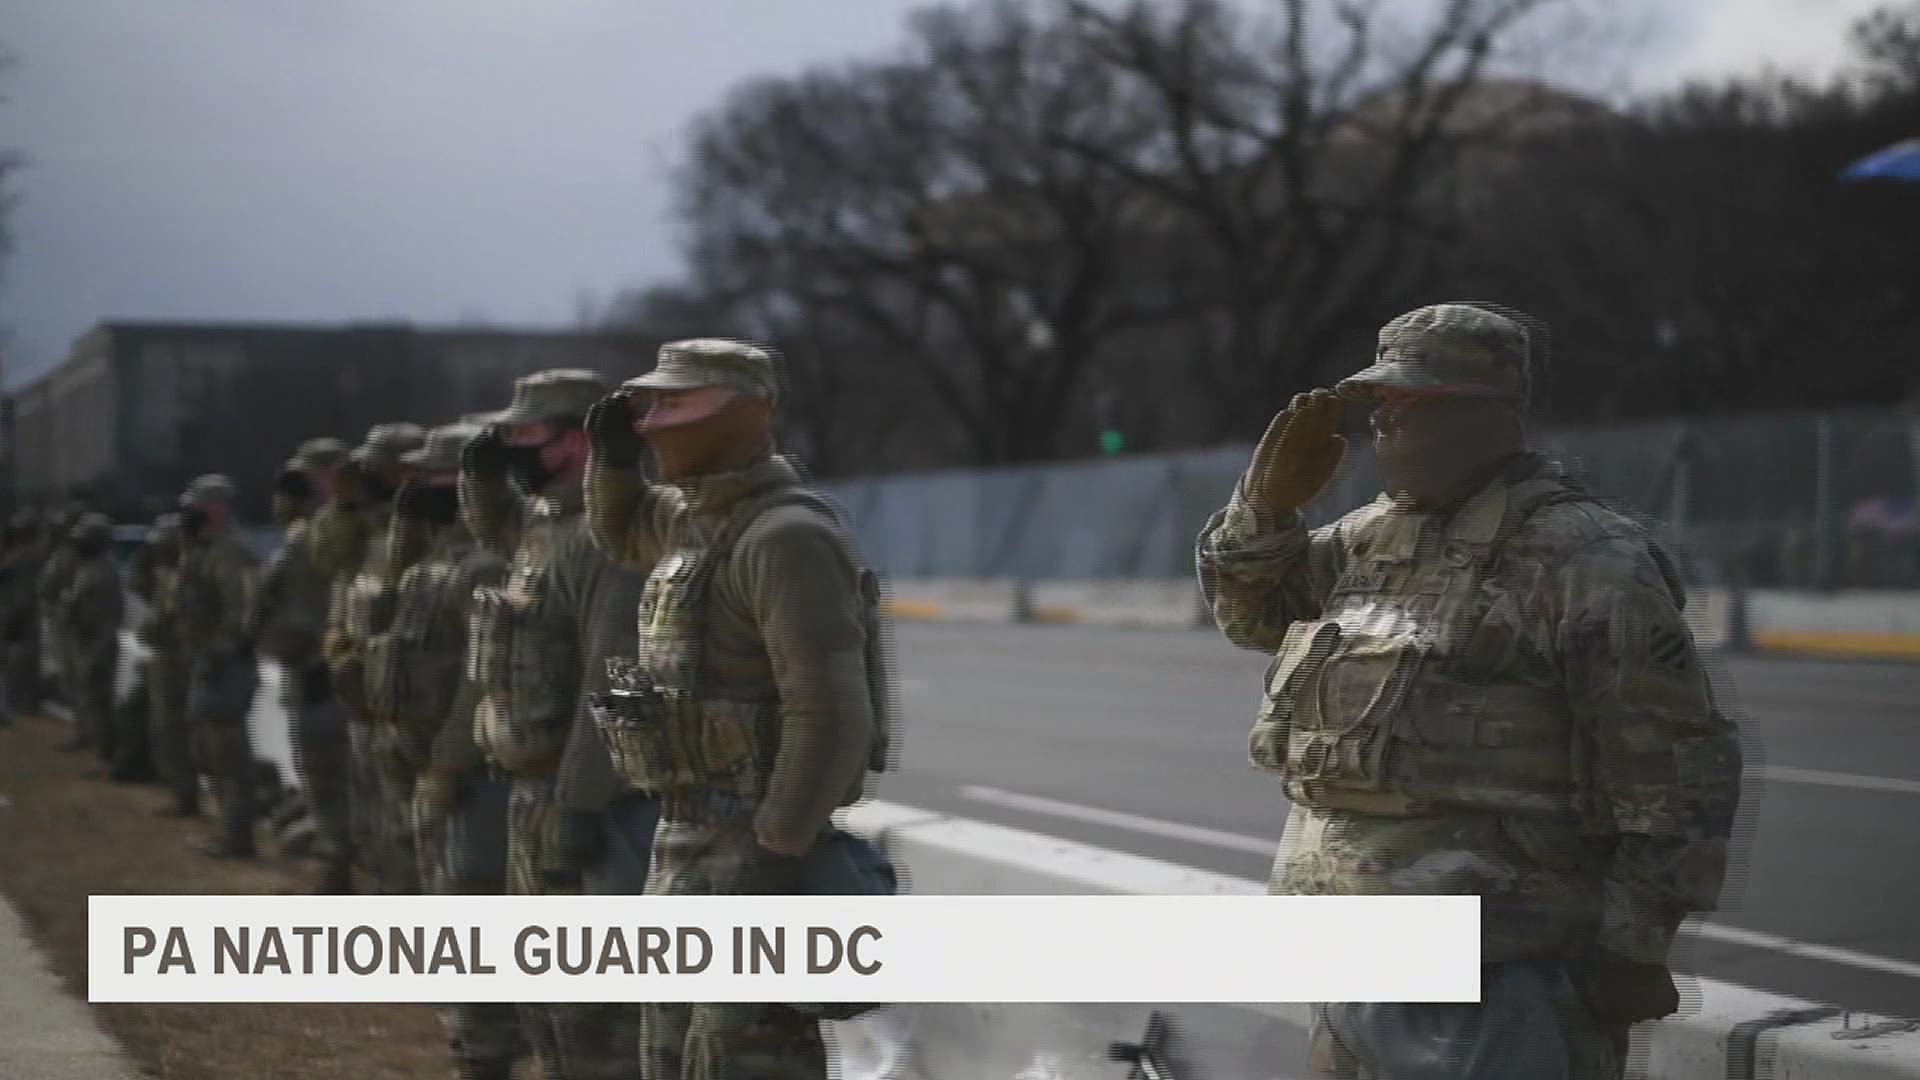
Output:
[[1688, 924, 1920, 981], [1764, 766, 1920, 796], [956, 785, 1277, 855], [953, 785, 1920, 981]]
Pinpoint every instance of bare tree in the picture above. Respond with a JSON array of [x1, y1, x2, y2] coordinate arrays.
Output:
[[671, 0, 1181, 466], [1054, 0, 1592, 437]]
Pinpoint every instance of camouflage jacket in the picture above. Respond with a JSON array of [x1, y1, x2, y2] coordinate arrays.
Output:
[[61, 554, 124, 660], [319, 503, 395, 717], [0, 543, 43, 640], [1196, 452, 1742, 965], [585, 452, 875, 854], [364, 522, 498, 773], [131, 544, 185, 655], [469, 482, 610, 779], [36, 547, 78, 631], [250, 517, 332, 668], [178, 529, 259, 663]]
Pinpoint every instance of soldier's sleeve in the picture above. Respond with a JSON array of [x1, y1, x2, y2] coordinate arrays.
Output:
[[215, 543, 260, 658], [1195, 479, 1349, 652], [554, 553, 646, 814], [584, 454, 674, 569], [256, 526, 329, 664], [310, 501, 368, 579], [735, 506, 875, 855], [1552, 533, 1743, 965]]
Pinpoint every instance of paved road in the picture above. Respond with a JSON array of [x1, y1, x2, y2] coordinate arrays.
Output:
[[868, 622, 1920, 1019]]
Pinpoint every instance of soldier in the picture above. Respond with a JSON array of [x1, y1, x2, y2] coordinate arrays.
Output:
[[131, 512, 199, 815], [316, 422, 426, 894], [62, 513, 125, 767], [1196, 304, 1743, 1079], [255, 436, 356, 891], [460, 368, 621, 1080], [38, 505, 86, 749], [583, 338, 894, 1080], [363, 421, 531, 1079], [177, 474, 264, 859], [0, 509, 48, 724]]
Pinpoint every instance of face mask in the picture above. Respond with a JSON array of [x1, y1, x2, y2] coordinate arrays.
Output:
[[363, 472, 398, 504], [413, 484, 461, 526], [275, 470, 313, 503], [180, 506, 209, 539], [504, 443, 555, 495], [642, 394, 772, 482], [73, 533, 108, 558]]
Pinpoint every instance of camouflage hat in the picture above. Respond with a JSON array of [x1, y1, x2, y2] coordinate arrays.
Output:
[[293, 436, 349, 471], [71, 512, 113, 545], [181, 473, 237, 508], [400, 421, 484, 472], [622, 338, 779, 405], [349, 422, 427, 466], [491, 369, 608, 427], [1336, 303, 1531, 402]]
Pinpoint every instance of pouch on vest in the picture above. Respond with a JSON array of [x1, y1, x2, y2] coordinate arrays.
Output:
[[466, 584, 513, 693], [591, 655, 678, 792]]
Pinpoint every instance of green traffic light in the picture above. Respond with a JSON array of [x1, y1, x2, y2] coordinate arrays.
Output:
[[1099, 430, 1125, 453]]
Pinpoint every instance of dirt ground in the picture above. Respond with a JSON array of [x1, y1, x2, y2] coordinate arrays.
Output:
[[0, 710, 517, 1080]]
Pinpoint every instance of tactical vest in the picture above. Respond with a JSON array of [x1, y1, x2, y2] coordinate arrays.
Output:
[[1250, 476, 1590, 819], [595, 484, 896, 800], [367, 541, 471, 747], [470, 498, 570, 767]]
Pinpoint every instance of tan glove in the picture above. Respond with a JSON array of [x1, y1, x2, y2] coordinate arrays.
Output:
[[1242, 389, 1346, 513]]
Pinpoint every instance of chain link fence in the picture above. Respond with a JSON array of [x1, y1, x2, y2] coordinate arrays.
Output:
[[819, 407, 1920, 591]]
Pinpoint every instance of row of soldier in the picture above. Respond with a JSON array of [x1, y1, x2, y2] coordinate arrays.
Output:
[[3, 339, 896, 1080], [0, 305, 1743, 1080]]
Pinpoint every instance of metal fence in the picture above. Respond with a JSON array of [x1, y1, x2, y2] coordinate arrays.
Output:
[[820, 407, 1920, 590]]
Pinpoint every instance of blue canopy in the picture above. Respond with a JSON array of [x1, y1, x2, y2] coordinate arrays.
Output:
[[1841, 137, 1920, 181]]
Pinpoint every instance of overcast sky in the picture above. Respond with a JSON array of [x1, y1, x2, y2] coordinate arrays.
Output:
[[0, 0, 1897, 388]]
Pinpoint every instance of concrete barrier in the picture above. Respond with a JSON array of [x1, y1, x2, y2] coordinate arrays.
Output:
[[841, 800, 1920, 1080], [1026, 581, 1207, 630], [881, 579, 1021, 624]]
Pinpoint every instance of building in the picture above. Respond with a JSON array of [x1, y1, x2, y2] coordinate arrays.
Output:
[[4, 320, 640, 523]]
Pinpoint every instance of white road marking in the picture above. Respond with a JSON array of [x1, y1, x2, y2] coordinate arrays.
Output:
[[953, 785, 1920, 981], [957, 785, 1277, 855], [1687, 923, 1920, 981], [1764, 765, 1920, 797]]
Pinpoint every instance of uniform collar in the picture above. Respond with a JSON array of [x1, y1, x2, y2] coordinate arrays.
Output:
[[1372, 451, 1547, 558], [679, 454, 800, 528]]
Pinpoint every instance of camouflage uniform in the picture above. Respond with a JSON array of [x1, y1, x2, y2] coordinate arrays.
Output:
[[178, 475, 264, 857], [62, 514, 125, 761], [360, 423, 530, 1079], [1196, 305, 1743, 1079], [257, 437, 357, 883], [317, 422, 426, 894], [464, 369, 621, 1080], [37, 510, 83, 743], [132, 513, 199, 816], [1, 510, 48, 722], [586, 341, 882, 1080]]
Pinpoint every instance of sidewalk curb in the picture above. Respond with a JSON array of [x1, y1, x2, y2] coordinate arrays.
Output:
[[0, 896, 146, 1080]]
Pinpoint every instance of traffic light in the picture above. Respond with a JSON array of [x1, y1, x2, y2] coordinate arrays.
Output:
[[1099, 429, 1126, 454]]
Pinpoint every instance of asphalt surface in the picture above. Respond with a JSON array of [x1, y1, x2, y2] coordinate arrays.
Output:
[[867, 621, 1920, 1019]]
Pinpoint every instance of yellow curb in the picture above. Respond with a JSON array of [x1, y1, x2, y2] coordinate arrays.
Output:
[[1751, 630, 1920, 661], [1029, 605, 1082, 625], [882, 599, 946, 620]]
